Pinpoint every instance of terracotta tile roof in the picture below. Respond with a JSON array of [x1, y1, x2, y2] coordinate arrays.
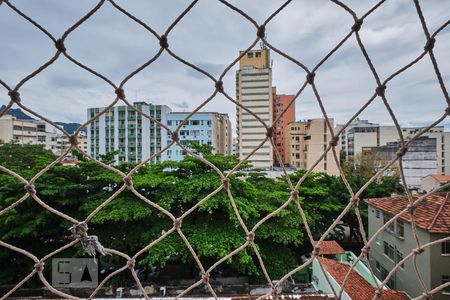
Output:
[[314, 241, 345, 255], [430, 174, 450, 182], [318, 257, 410, 300], [364, 193, 450, 234]]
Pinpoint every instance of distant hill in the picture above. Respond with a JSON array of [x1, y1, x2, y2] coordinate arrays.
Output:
[[55, 122, 85, 134], [0, 105, 84, 134], [0, 105, 34, 120]]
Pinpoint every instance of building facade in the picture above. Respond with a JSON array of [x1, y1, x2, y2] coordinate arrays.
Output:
[[337, 119, 450, 176], [365, 195, 450, 300], [165, 112, 232, 161], [0, 115, 43, 145], [236, 49, 273, 169], [0, 115, 85, 158], [272, 86, 295, 165], [87, 102, 171, 164], [285, 118, 340, 176], [373, 136, 437, 188]]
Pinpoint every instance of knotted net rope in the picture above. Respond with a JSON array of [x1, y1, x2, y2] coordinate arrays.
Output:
[[0, 0, 449, 299]]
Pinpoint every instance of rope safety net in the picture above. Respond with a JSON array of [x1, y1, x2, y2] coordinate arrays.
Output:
[[0, 0, 449, 299]]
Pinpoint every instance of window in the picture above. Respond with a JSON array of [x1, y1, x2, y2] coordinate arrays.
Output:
[[442, 241, 450, 255], [375, 260, 380, 272], [255, 51, 261, 58], [442, 275, 450, 294], [375, 209, 380, 219], [383, 213, 395, 233], [396, 219, 404, 238], [396, 250, 404, 268], [380, 266, 395, 289], [190, 120, 200, 126], [247, 52, 253, 58], [384, 241, 395, 261]]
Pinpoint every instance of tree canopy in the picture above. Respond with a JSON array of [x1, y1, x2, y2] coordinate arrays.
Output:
[[0, 142, 402, 285]]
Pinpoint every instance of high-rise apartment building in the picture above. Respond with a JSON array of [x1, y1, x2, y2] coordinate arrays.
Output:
[[337, 119, 450, 175], [0, 115, 87, 159], [272, 87, 295, 165], [165, 112, 232, 161], [236, 49, 273, 169], [285, 118, 340, 176], [0, 115, 44, 145], [87, 102, 171, 164]]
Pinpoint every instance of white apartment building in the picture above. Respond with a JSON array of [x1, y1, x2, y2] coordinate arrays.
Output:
[[236, 49, 273, 169], [165, 112, 232, 161], [87, 102, 171, 164], [337, 119, 450, 175]]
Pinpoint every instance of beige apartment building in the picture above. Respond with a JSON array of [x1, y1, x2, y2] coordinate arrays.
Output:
[[0, 115, 86, 158], [217, 113, 232, 156], [236, 49, 273, 169], [0, 115, 44, 145], [285, 118, 339, 176]]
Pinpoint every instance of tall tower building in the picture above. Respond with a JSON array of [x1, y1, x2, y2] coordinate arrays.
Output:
[[236, 49, 273, 169], [272, 87, 295, 165]]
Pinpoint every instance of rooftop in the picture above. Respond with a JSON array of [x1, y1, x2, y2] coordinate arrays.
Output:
[[427, 174, 450, 182], [364, 193, 450, 233], [315, 241, 345, 255], [318, 257, 410, 300]]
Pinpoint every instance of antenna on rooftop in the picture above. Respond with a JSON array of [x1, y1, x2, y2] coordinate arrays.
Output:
[[260, 33, 268, 50]]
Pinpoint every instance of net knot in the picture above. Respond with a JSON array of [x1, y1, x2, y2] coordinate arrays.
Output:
[[247, 232, 255, 242], [257, 25, 266, 39], [69, 222, 108, 257], [34, 262, 44, 272], [266, 127, 274, 138], [202, 273, 210, 283], [171, 131, 179, 142], [396, 146, 408, 157], [8, 91, 21, 103], [291, 190, 299, 200], [115, 88, 125, 100], [174, 218, 182, 229], [329, 136, 339, 147], [215, 80, 224, 93], [350, 196, 359, 207], [222, 177, 229, 189], [159, 35, 169, 49], [424, 37, 435, 52], [351, 19, 363, 32], [361, 245, 370, 254], [69, 134, 78, 146], [24, 183, 36, 194], [127, 259, 136, 269], [312, 246, 321, 256], [374, 289, 382, 299], [123, 176, 133, 188], [375, 84, 386, 97], [413, 247, 424, 255], [421, 292, 431, 299], [407, 202, 417, 212], [55, 39, 66, 52], [306, 72, 315, 85]]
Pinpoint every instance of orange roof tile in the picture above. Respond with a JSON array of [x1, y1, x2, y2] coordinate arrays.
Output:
[[318, 257, 410, 300], [315, 241, 345, 255], [364, 193, 450, 234], [430, 174, 450, 182]]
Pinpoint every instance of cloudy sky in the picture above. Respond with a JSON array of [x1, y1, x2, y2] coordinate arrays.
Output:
[[1, 0, 449, 134]]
